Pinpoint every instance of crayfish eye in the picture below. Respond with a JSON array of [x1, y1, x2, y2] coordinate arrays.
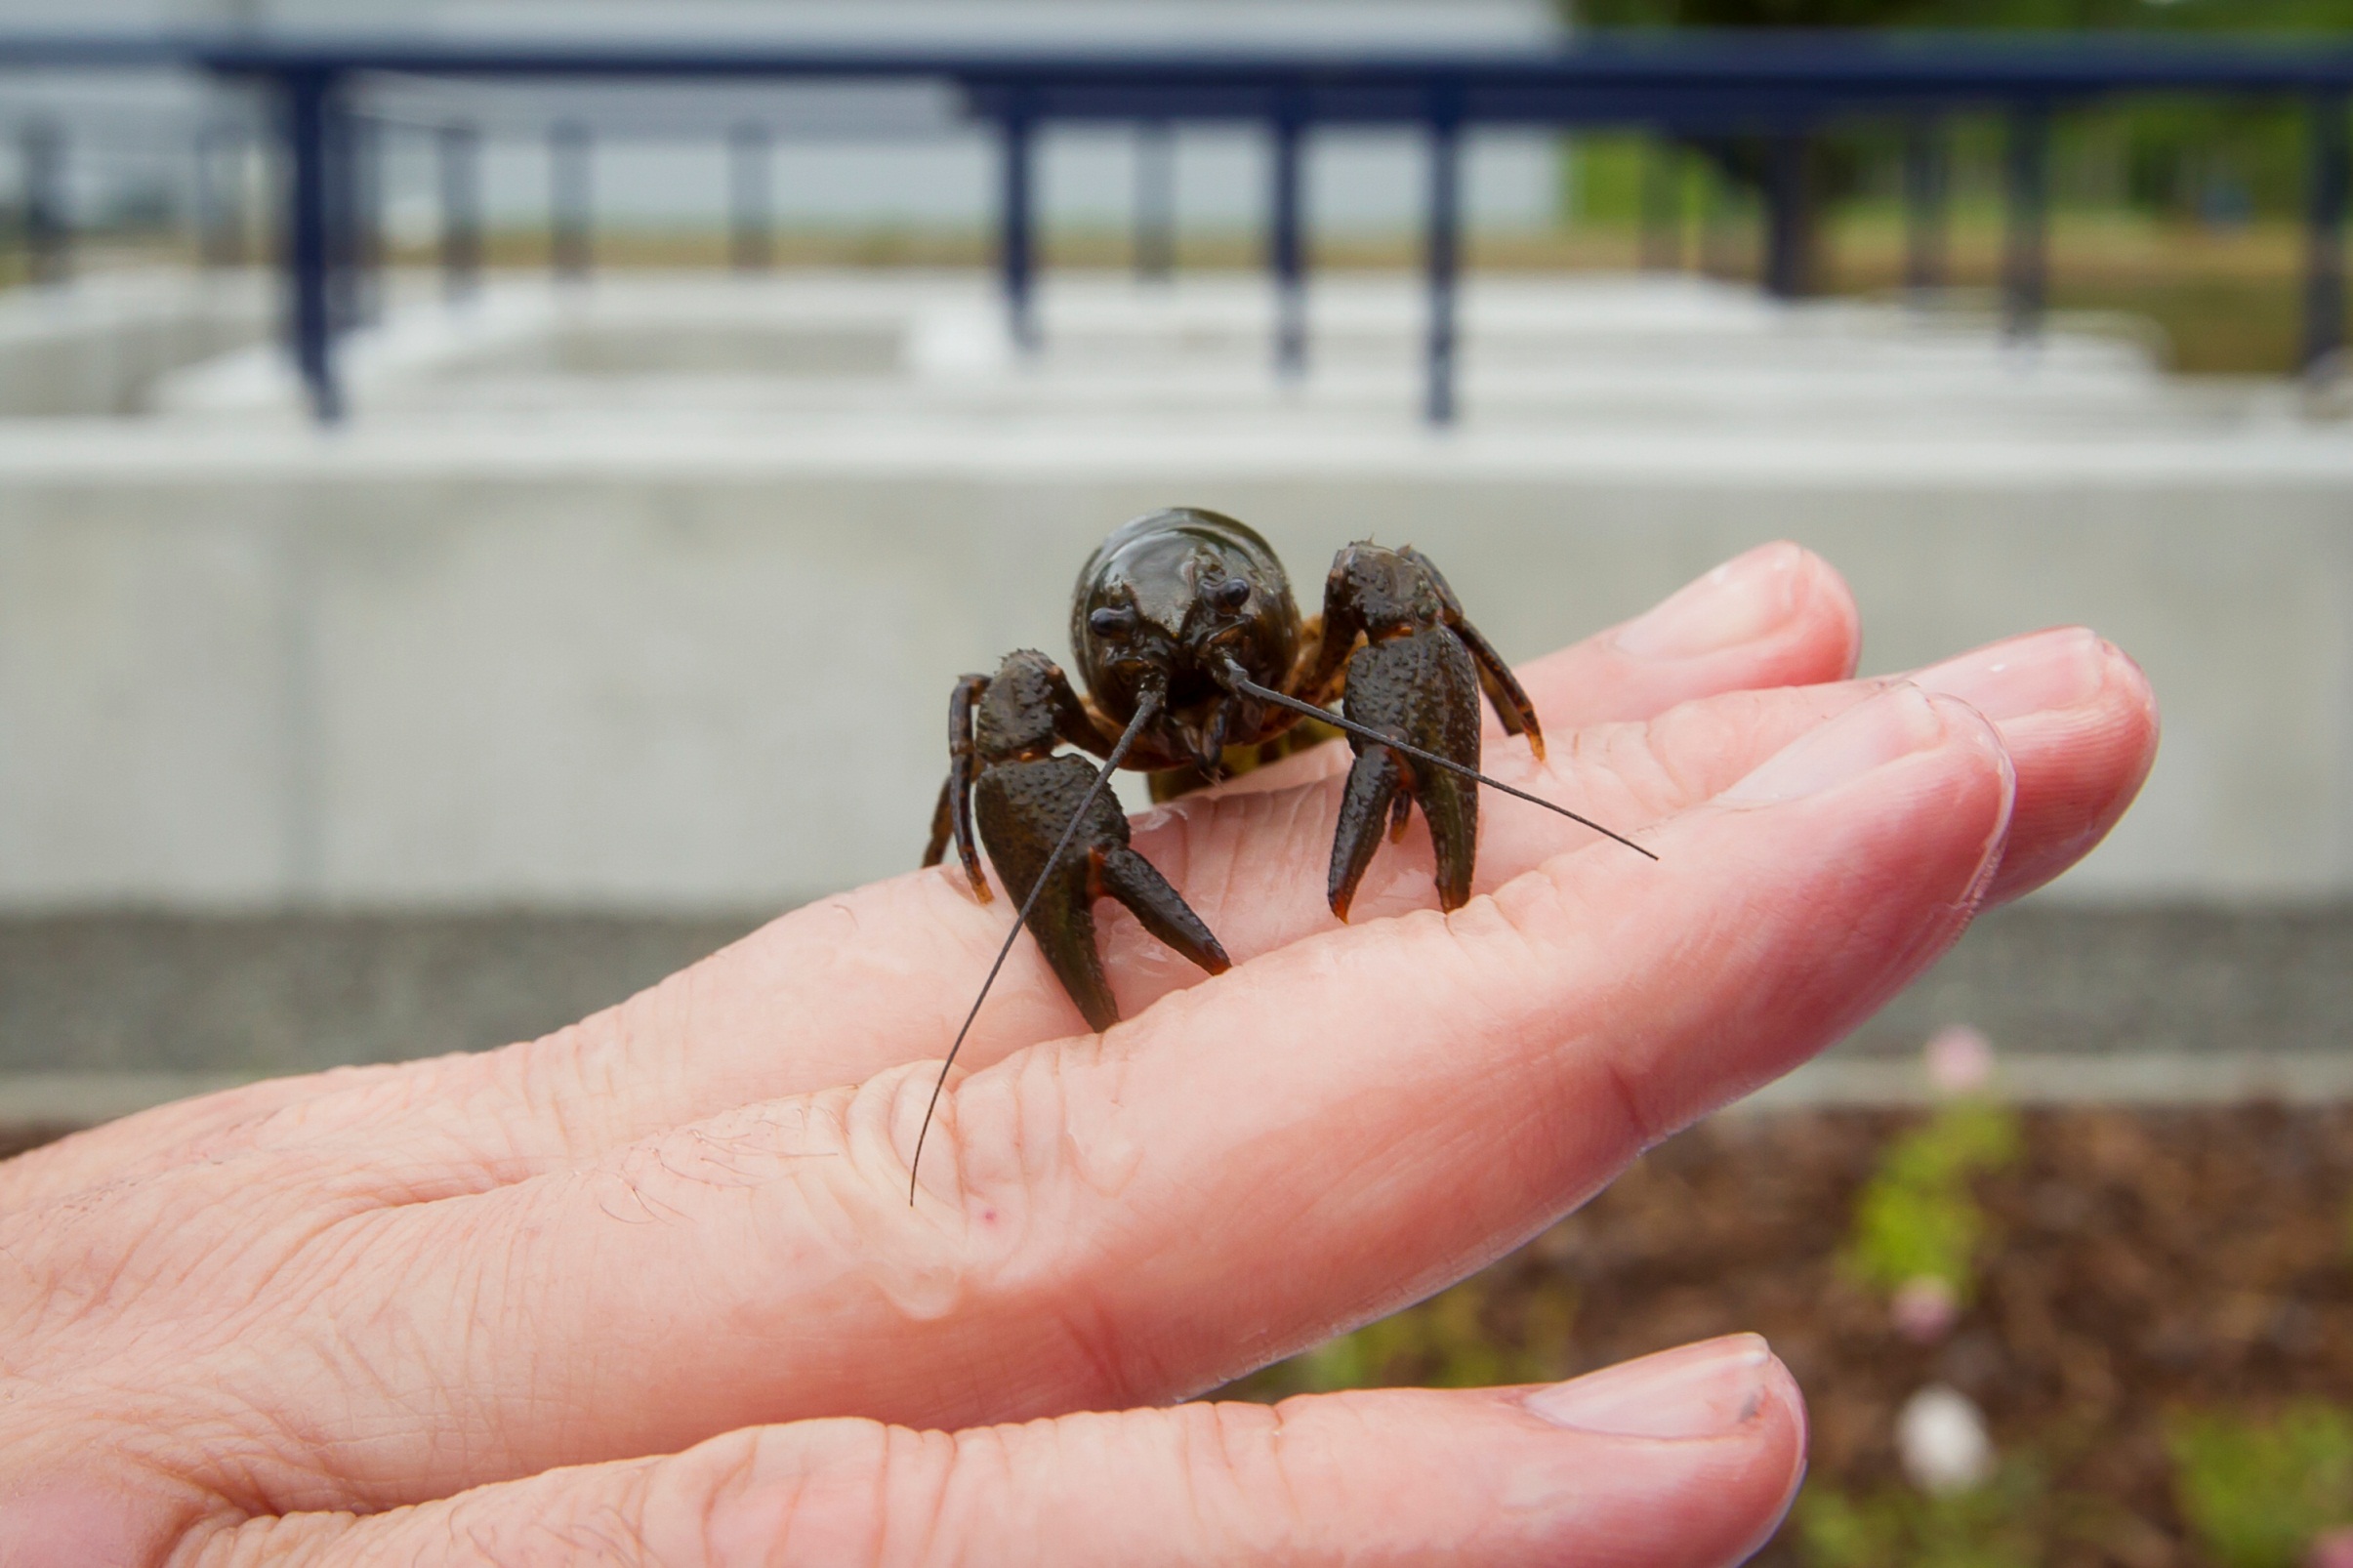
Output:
[[1211, 577, 1252, 611], [1089, 605, 1137, 639]]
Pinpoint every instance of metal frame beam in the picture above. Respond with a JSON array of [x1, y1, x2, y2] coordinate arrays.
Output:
[[549, 118, 593, 281], [1424, 94, 1462, 427], [20, 116, 65, 287], [1133, 118, 1175, 281], [1763, 129, 1810, 301], [2002, 101, 2050, 341], [282, 69, 340, 421], [998, 102, 1037, 354], [1903, 114, 1946, 298], [9, 29, 2351, 424], [437, 120, 481, 303], [2306, 91, 2349, 375], [1268, 107, 1305, 380], [728, 120, 773, 273]]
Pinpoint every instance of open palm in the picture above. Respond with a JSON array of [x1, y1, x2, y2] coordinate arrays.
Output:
[[0, 543, 2157, 1566]]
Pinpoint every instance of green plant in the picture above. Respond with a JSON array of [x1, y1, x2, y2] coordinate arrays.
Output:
[[1842, 1101, 2022, 1301], [2169, 1404, 2353, 1568], [1254, 1272, 1578, 1396], [1794, 1458, 2067, 1568]]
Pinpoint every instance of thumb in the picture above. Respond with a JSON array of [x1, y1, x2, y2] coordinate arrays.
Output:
[[196, 1336, 1804, 1567]]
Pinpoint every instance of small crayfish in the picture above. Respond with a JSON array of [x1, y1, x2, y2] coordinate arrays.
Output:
[[913, 507, 1650, 1194]]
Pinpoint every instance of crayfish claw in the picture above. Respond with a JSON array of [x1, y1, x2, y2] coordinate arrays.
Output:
[[1328, 746, 1403, 922], [972, 739, 1226, 1030], [1099, 846, 1230, 975], [1319, 543, 1492, 920], [1021, 858, 1122, 1033]]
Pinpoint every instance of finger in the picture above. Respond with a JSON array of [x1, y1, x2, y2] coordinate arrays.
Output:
[[0, 544, 1858, 1209], [186, 1341, 1803, 1567], [205, 687, 1994, 1498], [1222, 537, 1861, 798], [1911, 627, 2159, 903], [1505, 538, 1860, 719], [456, 627, 2134, 1155]]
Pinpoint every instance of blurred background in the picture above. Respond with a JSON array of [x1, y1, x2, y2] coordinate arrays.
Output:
[[3, 0, 2353, 1560]]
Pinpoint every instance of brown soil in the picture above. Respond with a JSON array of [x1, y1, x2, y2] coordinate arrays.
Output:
[[1237, 1107, 2353, 1565]]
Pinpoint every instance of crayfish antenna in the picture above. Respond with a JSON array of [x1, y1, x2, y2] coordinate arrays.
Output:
[[910, 688, 1164, 1205], [1221, 664, 1658, 863]]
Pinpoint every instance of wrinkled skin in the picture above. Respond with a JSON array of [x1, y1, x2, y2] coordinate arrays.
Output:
[[925, 508, 1547, 1025], [0, 544, 2160, 1565]]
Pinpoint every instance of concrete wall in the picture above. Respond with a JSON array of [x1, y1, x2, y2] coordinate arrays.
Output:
[[0, 274, 270, 416], [3, 426, 2346, 907]]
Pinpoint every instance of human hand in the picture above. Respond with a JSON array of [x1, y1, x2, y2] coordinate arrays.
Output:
[[0, 544, 2157, 1566]]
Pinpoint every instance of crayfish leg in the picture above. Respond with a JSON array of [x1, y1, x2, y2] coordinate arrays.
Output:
[[1321, 571, 1488, 920], [1453, 613, 1547, 763], [923, 772, 956, 869], [923, 672, 995, 903]]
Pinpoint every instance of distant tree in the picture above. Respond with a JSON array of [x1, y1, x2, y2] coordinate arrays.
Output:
[[1558, 0, 2353, 293], [1564, 0, 2353, 28]]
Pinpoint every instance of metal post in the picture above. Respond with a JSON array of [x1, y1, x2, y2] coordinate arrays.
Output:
[[20, 117, 65, 287], [1639, 137, 1681, 271], [1424, 108, 1462, 427], [323, 104, 358, 334], [1134, 118, 1175, 282], [437, 121, 481, 303], [283, 70, 341, 421], [1764, 130, 1808, 300], [195, 122, 246, 269], [1903, 114, 1947, 298], [728, 121, 773, 273], [2304, 92, 2348, 376], [1698, 152, 1738, 280], [999, 105, 1037, 353], [348, 114, 385, 328], [1269, 110, 1305, 380], [2002, 102, 2049, 341], [550, 119, 592, 281]]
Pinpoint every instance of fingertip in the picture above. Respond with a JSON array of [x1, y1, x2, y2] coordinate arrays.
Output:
[[1513, 543, 1862, 731], [1793, 543, 1865, 682], [1922, 686, 2021, 842], [1715, 683, 1954, 805], [1611, 543, 1814, 662], [1976, 634, 2160, 904]]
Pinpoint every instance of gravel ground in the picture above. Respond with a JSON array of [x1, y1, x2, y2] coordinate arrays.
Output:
[[1, 902, 2348, 1078]]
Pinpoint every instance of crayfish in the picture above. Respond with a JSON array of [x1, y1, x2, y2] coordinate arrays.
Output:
[[913, 507, 1650, 1195]]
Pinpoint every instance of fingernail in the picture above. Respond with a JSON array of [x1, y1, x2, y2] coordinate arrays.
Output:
[[1721, 684, 1946, 805], [1613, 544, 1805, 661], [1525, 1334, 1778, 1439], [1914, 627, 2108, 722]]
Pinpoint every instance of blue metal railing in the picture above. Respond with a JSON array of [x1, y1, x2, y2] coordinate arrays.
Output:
[[1, 29, 2351, 421]]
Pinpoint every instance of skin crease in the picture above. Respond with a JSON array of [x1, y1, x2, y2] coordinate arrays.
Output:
[[0, 544, 2161, 1567]]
